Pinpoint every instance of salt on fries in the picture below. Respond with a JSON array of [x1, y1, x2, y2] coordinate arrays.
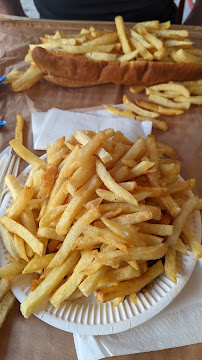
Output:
[[104, 78, 202, 131], [0, 127, 201, 320], [7, 16, 202, 92]]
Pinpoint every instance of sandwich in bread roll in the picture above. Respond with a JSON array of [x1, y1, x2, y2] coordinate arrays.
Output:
[[32, 46, 202, 88], [8, 17, 202, 91]]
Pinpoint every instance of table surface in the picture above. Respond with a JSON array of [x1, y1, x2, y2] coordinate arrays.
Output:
[[0, 15, 202, 360]]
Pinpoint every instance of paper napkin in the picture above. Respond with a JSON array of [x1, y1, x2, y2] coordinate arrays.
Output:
[[31, 107, 152, 150]]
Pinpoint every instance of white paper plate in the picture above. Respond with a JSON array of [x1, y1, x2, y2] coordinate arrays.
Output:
[[0, 160, 201, 335]]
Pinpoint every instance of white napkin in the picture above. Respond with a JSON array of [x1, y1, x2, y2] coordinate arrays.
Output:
[[74, 260, 202, 360], [31, 107, 152, 150]]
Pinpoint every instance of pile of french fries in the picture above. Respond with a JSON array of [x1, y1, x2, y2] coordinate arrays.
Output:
[[6, 16, 202, 92], [0, 117, 202, 322], [104, 79, 202, 131]]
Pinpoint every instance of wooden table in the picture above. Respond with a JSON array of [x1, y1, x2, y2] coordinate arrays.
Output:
[[0, 15, 201, 360]]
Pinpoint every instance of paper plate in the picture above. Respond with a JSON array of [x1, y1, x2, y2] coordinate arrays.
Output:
[[0, 159, 201, 335]]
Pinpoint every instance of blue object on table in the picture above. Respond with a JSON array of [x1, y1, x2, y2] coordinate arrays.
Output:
[[0, 121, 6, 129], [0, 77, 6, 129], [0, 75, 6, 83]]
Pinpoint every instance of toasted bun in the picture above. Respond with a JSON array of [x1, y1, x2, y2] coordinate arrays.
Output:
[[32, 46, 202, 87]]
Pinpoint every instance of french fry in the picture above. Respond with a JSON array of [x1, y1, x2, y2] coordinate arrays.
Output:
[[21, 209, 37, 236], [79, 265, 108, 297], [114, 296, 125, 306], [0, 291, 16, 328], [47, 136, 69, 166], [101, 217, 145, 246], [96, 244, 167, 263], [133, 20, 160, 30], [85, 52, 117, 61], [13, 234, 29, 262], [130, 293, 137, 306], [0, 260, 27, 277], [96, 260, 164, 302], [0, 216, 44, 256], [74, 235, 101, 250], [170, 49, 202, 63], [139, 233, 163, 246], [158, 21, 171, 30], [135, 99, 184, 116], [104, 105, 135, 118], [165, 247, 177, 283], [167, 196, 199, 246], [37, 227, 65, 241], [39, 204, 67, 228], [138, 223, 173, 236], [127, 160, 155, 179], [150, 29, 189, 39], [153, 47, 170, 61], [62, 44, 116, 53], [83, 32, 118, 46], [0, 278, 12, 301], [167, 179, 195, 195], [6, 71, 24, 84], [7, 186, 34, 220], [148, 83, 190, 98], [144, 32, 163, 50], [4, 174, 22, 200], [50, 250, 94, 307], [174, 95, 202, 105], [9, 139, 46, 168], [100, 203, 161, 221], [123, 95, 159, 118], [0, 223, 20, 260], [130, 29, 152, 49], [37, 164, 58, 199], [115, 15, 132, 54], [172, 237, 187, 255], [111, 210, 153, 225], [97, 265, 141, 288], [182, 224, 202, 259], [66, 156, 96, 195], [56, 175, 101, 235], [15, 115, 24, 144], [20, 251, 80, 318], [118, 49, 139, 62], [146, 134, 160, 178], [156, 141, 178, 158], [83, 225, 128, 251], [129, 36, 154, 61], [96, 159, 138, 206], [48, 207, 100, 268], [186, 86, 202, 95], [74, 130, 112, 164], [148, 94, 190, 111], [22, 254, 55, 274], [11, 65, 43, 92]]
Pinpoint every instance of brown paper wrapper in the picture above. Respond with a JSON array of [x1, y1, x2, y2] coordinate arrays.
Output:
[[0, 15, 201, 360]]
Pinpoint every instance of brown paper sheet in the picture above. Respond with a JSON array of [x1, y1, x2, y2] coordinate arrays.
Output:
[[0, 16, 202, 360]]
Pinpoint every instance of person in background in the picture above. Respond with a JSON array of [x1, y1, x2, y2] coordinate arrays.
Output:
[[0, 0, 201, 25], [0, 0, 178, 22]]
